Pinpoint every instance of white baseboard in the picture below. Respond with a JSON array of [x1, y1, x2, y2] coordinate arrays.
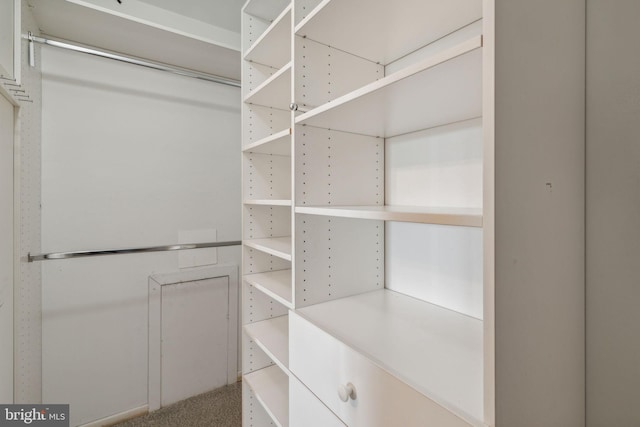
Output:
[[79, 405, 148, 427]]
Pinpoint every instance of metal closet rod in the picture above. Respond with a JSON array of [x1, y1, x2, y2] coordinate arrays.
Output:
[[28, 241, 241, 262], [23, 33, 241, 88]]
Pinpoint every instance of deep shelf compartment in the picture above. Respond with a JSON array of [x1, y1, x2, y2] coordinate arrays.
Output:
[[244, 315, 290, 371], [244, 365, 289, 427], [244, 269, 293, 308], [295, 0, 481, 65], [294, 289, 483, 425], [244, 237, 292, 261], [242, 128, 291, 156], [244, 0, 291, 22], [295, 37, 482, 138], [244, 5, 292, 69], [244, 62, 292, 110]]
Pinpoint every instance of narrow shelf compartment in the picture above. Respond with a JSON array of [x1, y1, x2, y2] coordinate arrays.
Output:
[[295, 289, 483, 424], [244, 269, 293, 308], [245, 199, 292, 206], [295, 37, 482, 138], [244, 5, 292, 68], [243, 128, 291, 156], [244, 365, 289, 427], [296, 205, 482, 227], [244, 316, 290, 371], [295, 0, 481, 65], [244, 62, 292, 110], [244, 237, 292, 261], [244, 0, 291, 22]]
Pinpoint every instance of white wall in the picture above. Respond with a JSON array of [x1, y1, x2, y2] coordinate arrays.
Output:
[[586, 1, 640, 425], [41, 46, 240, 426], [494, 0, 585, 425], [0, 91, 14, 404]]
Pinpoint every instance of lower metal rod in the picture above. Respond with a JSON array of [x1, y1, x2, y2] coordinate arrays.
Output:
[[28, 241, 241, 262]]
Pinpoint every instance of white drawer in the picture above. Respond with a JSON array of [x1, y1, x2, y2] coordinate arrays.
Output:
[[289, 312, 474, 427], [290, 374, 345, 427]]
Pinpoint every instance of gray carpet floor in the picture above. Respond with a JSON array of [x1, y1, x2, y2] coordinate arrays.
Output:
[[112, 382, 241, 427]]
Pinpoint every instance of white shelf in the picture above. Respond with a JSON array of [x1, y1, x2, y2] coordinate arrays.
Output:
[[245, 199, 292, 206], [296, 205, 482, 227], [244, 0, 291, 22], [295, 37, 482, 138], [242, 128, 291, 156], [244, 237, 292, 261], [244, 316, 290, 371], [244, 5, 291, 68], [244, 62, 292, 110], [244, 270, 293, 308], [296, 289, 483, 423], [29, 0, 240, 80], [244, 365, 289, 427], [295, 0, 481, 65]]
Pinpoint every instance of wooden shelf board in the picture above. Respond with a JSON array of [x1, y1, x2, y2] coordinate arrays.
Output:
[[244, 365, 289, 427], [245, 199, 292, 206], [243, 0, 291, 22], [244, 62, 292, 110], [296, 289, 483, 424], [242, 128, 291, 156], [244, 5, 291, 68], [244, 316, 290, 370], [295, 37, 482, 138], [295, 0, 481, 65], [244, 270, 293, 309], [244, 237, 292, 261], [296, 205, 482, 227]]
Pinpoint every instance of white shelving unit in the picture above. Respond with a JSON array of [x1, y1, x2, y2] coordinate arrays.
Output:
[[244, 237, 292, 261], [295, 37, 482, 137], [295, 289, 483, 423], [244, 270, 293, 309], [245, 199, 292, 206], [244, 365, 289, 427], [295, 206, 482, 227], [244, 63, 292, 109], [244, 316, 290, 371], [243, 0, 586, 425], [242, 129, 291, 156], [242, 1, 293, 426], [244, 5, 292, 68]]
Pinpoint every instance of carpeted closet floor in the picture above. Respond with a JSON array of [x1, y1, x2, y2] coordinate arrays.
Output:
[[112, 382, 241, 427]]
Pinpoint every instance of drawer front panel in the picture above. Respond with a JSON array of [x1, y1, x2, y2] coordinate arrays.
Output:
[[290, 374, 345, 427], [289, 312, 473, 427]]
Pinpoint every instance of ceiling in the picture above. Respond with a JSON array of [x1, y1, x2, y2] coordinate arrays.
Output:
[[135, 0, 244, 33]]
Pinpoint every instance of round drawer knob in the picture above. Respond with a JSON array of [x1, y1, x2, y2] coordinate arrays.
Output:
[[338, 382, 356, 402]]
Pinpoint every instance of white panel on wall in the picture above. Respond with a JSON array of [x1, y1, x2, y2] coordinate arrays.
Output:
[[386, 118, 482, 209], [160, 277, 229, 406], [0, 92, 14, 404], [386, 222, 483, 319], [40, 44, 240, 426]]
